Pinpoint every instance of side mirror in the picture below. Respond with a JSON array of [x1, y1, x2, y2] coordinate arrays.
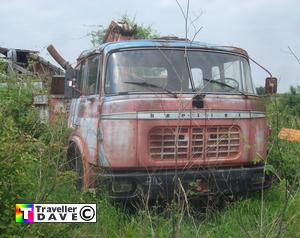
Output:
[[265, 77, 277, 95], [64, 66, 80, 98]]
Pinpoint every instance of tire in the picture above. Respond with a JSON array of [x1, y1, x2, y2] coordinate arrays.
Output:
[[67, 143, 95, 191]]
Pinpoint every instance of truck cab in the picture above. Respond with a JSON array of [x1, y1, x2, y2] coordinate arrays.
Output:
[[66, 39, 274, 199]]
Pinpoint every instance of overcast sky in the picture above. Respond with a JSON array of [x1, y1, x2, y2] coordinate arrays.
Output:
[[1, 0, 299, 92]]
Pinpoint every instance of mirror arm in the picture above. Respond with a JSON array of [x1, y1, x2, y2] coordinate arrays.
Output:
[[249, 56, 272, 77], [72, 86, 81, 95]]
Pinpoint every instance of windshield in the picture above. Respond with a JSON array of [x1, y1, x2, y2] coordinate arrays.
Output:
[[105, 49, 255, 95]]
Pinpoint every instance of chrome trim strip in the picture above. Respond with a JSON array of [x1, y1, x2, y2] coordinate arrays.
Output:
[[250, 111, 266, 118], [100, 111, 265, 120], [101, 112, 137, 120]]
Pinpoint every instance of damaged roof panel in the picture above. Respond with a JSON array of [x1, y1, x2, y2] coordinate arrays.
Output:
[[0, 46, 63, 75], [78, 39, 249, 60]]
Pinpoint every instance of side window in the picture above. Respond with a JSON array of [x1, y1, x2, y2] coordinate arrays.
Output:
[[78, 60, 87, 93], [242, 61, 254, 93], [86, 55, 101, 95]]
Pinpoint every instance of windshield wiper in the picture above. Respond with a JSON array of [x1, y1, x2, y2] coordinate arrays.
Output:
[[124, 81, 178, 98], [202, 78, 247, 97]]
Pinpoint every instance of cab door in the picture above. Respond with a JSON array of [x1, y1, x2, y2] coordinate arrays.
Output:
[[69, 54, 102, 165]]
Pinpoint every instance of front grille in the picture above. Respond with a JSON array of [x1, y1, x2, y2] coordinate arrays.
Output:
[[149, 126, 240, 160], [149, 127, 189, 160], [206, 127, 240, 158]]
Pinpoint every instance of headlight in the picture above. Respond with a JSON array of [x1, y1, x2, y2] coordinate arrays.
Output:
[[111, 180, 133, 193]]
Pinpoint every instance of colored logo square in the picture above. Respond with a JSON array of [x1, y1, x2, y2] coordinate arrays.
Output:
[[16, 204, 34, 223]]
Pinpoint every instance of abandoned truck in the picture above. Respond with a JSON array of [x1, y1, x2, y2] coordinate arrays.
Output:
[[55, 38, 277, 200]]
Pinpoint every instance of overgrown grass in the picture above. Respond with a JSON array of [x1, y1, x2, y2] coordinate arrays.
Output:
[[0, 74, 299, 237]]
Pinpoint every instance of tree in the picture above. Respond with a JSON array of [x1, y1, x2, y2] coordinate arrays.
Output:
[[89, 15, 159, 46]]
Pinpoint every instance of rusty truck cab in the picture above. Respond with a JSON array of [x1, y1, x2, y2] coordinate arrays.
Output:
[[66, 39, 273, 199]]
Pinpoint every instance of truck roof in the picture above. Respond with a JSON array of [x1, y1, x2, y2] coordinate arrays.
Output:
[[77, 39, 249, 60]]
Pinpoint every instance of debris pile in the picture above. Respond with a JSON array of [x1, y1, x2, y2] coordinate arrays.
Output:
[[0, 46, 66, 123], [0, 47, 63, 76]]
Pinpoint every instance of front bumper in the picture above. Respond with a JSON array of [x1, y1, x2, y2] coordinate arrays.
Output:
[[97, 165, 272, 200]]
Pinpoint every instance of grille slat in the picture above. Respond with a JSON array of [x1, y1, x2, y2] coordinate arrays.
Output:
[[149, 126, 240, 160], [151, 152, 189, 155], [150, 146, 188, 149]]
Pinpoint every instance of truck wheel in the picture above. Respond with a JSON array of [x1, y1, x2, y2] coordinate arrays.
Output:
[[67, 144, 95, 191]]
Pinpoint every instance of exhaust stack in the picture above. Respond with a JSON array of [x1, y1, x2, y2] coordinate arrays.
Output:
[[47, 44, 70, 70]]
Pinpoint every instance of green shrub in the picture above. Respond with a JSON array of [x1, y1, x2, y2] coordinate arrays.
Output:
[[0, 75, 73, 236], [266, 94, 300, 186]]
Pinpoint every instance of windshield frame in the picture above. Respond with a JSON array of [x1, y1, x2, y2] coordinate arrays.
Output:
[[103, 47, 257, 97]]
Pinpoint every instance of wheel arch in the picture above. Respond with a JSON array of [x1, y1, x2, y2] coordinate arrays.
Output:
[[67, 136, 96, 190], [67, 135, 98, 166]]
